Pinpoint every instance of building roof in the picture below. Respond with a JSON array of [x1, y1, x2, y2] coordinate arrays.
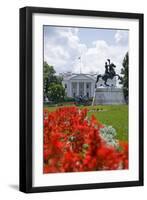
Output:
[[61, 73, 97, 81]]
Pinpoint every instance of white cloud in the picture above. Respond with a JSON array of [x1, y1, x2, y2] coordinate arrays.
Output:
[[75, 41, 128, 75], [114, 30, 129, 45], [44, 27, 85, 73], [44, 27, 128, 76]]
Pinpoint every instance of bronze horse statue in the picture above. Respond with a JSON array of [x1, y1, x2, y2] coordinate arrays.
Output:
[[96, 59, 121, 87]]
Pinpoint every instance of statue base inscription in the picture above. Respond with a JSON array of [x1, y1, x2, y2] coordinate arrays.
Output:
[[93, 87, 125, 105]]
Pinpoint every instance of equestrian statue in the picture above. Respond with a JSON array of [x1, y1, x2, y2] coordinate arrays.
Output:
[[96, 59, 120, 87]]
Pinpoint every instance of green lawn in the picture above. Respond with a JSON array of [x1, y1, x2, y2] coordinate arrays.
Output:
[[44, 104, 128, 141], [86, 105, 128, 141]]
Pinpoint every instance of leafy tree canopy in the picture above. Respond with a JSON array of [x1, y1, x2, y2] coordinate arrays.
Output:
[[120, 52, 129, 102], [43, 61, 65, 102]]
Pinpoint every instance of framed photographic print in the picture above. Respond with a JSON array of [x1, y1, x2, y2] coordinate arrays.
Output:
[[19, 6, 144, 193]]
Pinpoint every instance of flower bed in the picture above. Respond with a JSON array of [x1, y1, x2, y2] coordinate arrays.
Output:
[[43, 106, 128, 173]]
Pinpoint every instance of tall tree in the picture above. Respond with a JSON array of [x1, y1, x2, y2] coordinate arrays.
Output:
[[119, 52, 129, 102], [43, 61, 64, 102], [43, 62, 54, 101]]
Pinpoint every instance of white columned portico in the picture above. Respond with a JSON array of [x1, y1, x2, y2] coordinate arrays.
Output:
[[62, 73, 96, 97], [77, 82, 79, 96], [84, 82, 86, 96], [69, 82, 72, 97], [91, 82, 95, 97]]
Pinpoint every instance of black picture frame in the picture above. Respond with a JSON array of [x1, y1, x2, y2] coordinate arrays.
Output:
[[19, 6, 144, 193]]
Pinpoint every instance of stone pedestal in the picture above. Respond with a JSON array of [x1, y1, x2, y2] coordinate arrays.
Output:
[[93, 87, 125, 105]]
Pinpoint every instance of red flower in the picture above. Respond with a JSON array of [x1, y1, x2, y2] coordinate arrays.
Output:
[[43, 106, 128, 173]]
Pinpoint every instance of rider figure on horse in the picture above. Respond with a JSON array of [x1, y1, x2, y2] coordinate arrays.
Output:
[[107, 59, 116, 77], [96, 58, 120, 87], [105, 62, 109, 76]]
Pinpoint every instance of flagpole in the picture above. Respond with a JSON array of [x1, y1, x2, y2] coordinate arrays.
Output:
[[79, 56, 82, 74], [80, 57, 81, 74]]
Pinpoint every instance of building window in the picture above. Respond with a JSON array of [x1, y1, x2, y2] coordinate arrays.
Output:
[[87, 92, 89, 97], [65, 84, 67, 88], [86, 83, 89, 89]]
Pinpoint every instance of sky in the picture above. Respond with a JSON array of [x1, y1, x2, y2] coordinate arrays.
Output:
[[44, 26, 129, 75]]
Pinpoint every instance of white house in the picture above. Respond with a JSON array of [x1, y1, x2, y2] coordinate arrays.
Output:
[[61, 72, 96, 98]]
